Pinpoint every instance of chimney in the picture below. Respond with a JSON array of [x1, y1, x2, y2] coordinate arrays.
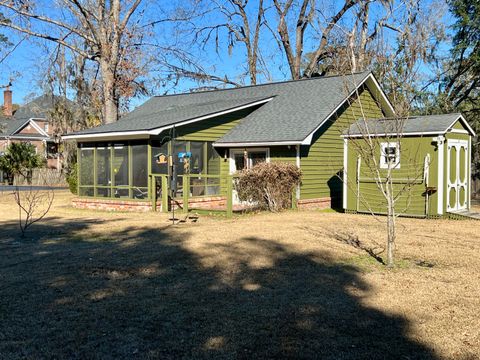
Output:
[[3, 87, 12, 117]]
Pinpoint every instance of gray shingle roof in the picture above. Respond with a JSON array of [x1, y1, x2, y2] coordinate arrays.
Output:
[[66, 71, 377, 142], [69, 96, 272, 135], [1, 94, 74, 138], [344, 113, 474, 136], [0, 117, 30, 136]]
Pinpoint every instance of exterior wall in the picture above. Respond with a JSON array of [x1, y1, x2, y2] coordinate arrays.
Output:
[[300, 87, 384, 208], [345, 136, 438, 216]]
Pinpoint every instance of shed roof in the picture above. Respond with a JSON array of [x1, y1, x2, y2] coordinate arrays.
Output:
[[343, 113, 475, 137], [64, 72, 395, 144]]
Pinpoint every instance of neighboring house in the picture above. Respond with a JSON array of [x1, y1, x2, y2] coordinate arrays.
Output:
[[63, 71, 474, 216], [343, 114, 475, 217], [0, 89, 63, 171]]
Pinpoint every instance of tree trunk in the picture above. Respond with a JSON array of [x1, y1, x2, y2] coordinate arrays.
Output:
[[100, 59, 119, 124], [386, 183, 396, 267]]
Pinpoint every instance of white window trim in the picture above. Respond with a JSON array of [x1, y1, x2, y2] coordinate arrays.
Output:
[[380, 142, 400, 169], [229, 148, 270, 174]]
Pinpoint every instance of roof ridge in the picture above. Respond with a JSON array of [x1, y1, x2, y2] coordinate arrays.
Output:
[[154, 71, 371, 99]]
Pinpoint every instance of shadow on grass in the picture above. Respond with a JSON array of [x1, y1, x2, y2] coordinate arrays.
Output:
[[0, 218, 437, 359]]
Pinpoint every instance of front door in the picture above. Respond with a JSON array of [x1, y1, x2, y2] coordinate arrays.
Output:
[[446, 139, 469, 211]]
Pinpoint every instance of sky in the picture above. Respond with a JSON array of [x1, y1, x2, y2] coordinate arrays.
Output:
[[0, 0, 456, 109]]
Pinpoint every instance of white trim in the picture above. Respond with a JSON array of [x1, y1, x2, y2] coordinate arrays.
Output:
[[343, 138, 348, 209], [437, 136, 444, 214], [446, 139, 469, 212], [215, 140, 301, 147], [468, 136, 472, 210], [229, 147, 270, 174], [448, 129, 469, 134], [446, 114, 476, 136], [29, 119, 49, 137], [7, 135, 50, 140], [62, 97, 274, 141], [302, 73, 396, 145], [296, 144, 300, 200], [379, 142, 400, 169], [343, 131, 448, 138]]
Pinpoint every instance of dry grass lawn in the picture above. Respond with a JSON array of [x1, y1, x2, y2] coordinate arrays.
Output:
[[0, 190, 479, 359]]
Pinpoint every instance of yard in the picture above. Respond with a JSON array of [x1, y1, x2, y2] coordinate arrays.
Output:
[[0, 190, 479, 359]]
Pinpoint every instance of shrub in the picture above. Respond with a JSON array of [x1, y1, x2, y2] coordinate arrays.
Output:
[[66, 163, 78, 195], [236, 162, 302, 212], [0, 142, 44, 183]]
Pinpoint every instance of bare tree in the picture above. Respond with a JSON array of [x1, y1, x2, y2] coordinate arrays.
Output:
[[344, 113, 428, 267], [12, 182, 54, 238], [0, 0, 146, 124]]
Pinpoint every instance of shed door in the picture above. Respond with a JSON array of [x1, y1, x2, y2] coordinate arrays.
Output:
[[446, 139, 469, 211]]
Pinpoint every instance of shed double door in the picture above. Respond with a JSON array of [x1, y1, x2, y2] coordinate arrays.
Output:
[[446, 139, 469, 211]]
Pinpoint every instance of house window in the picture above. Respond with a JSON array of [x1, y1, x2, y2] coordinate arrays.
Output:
[[380, 142, 400, 169], [44, 123, 49, 133], [230, 148, 269, 173]]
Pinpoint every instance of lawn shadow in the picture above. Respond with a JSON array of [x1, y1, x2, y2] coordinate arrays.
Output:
[[0, 218, 438, 359]]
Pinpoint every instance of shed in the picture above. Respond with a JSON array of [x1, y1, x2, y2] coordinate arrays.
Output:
[[342, 113, 476, 217]]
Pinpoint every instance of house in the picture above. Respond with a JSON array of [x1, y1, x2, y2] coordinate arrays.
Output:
[[0, 88, 64, 171], [63, 71, 398, 212], [343, 114, 475, 217], [63, 71, 474, 216]]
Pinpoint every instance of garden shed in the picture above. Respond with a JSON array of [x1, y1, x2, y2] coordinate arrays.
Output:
[[342, 113, 476, 217]]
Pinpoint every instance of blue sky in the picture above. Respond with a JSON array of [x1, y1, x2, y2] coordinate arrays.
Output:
[[0, 0, 456, 108]]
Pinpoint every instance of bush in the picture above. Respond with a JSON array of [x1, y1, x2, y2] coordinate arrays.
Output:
[[236, 162, 302, 212], [0, 142, 44, 183], [66, 163, 78, 195]]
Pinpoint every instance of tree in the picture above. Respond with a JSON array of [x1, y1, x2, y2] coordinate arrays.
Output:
[[344, 115, 427, 267], [0, 0, 147, 124], [440, 0, 480, 180], [12, 183, 54, 238], [0, 142, 44, 184]]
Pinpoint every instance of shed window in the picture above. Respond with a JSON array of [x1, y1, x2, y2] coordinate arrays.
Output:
[[380, 142, 400, 169]]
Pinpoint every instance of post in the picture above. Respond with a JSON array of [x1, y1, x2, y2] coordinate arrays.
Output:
[[291, 188, 298, 209], [147, 142, 152, 201], [76, 146, 80, 195], [226, 175, 233, 218], [151, 176, 157, 212], [183, 174, 189, 214], [162, 175, 169, 213]]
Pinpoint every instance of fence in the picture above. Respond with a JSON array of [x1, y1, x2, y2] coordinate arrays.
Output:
[[4, 169, 67, 186], [149, 173, 298, 217]]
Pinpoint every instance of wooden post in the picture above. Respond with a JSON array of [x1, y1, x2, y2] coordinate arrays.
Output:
[[183, 174, 189, 214], [226, 175, 233, 218], [76, 146, 80, 195], [147, 142, 152, 203], [162, 175, 169, 213], [151, 176, 157, 212], [291, 188, 298, 209]]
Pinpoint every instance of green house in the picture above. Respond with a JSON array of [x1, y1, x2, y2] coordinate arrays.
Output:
[[343, 114, 476, 217], [66, 71, 458, 214]]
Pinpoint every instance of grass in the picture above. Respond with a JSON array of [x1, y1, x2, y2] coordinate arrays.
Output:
[[0, 190, 479, 359]]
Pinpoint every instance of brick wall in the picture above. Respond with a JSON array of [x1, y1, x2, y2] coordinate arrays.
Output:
[[297, 197, 331, 210], [72, 196, 227, 212]]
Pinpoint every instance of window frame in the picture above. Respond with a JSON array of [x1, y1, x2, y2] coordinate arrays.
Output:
[[229, 148, 270, 174], [380, 142, 400, 169]]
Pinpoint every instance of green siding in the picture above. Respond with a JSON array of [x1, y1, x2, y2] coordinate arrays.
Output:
[[345, 118, 472, 216], [346, 136, 437, 216], [270, 146, 296, 165], [300, 87, 384, 207]]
